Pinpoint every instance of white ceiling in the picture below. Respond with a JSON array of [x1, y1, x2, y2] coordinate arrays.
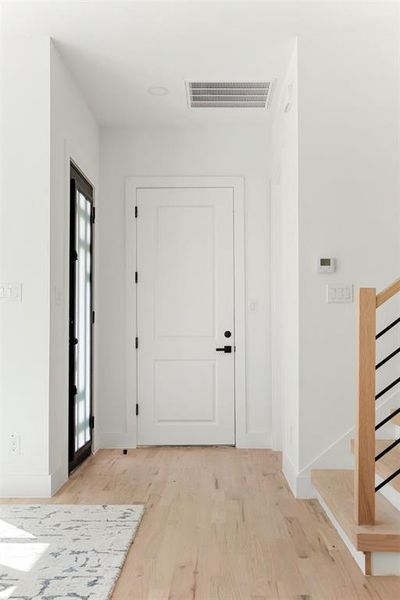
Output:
[[2, 1, 299, 126], [2, 1, 388, 128]]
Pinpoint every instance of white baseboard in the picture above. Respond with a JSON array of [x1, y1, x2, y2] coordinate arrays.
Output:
[[50, 463, 68, 496], [282, 454, 317, 499], [0, 464, 68, 499], [98, 432, 137, 449], [0, 474, 52, 498], [295, 473, 316, 498], [237, 431, 270, 449], [282, 454, 298, 496], [97, 431, 269, 450]]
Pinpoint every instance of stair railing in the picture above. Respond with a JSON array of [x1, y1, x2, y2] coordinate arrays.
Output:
[[355, 278, 400, 525]]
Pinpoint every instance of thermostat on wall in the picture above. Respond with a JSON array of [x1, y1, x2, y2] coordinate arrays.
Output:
[[317, 257, 336, 273]]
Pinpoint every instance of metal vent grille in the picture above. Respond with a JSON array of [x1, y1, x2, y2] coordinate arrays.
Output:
[[187, 81, 272, 108]]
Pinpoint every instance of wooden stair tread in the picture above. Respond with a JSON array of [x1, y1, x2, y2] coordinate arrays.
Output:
[[312, 469, 400, 552], [351, 439, 400, 493]]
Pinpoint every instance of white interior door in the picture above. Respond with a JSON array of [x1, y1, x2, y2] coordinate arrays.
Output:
[[137, 186, 235, 445]]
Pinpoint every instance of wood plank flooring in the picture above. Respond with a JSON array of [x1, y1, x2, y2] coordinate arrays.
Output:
[[3, 447, 400, 599]]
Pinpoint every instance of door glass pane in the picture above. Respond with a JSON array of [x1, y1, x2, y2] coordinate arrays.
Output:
[[74, 191, 92, 452]]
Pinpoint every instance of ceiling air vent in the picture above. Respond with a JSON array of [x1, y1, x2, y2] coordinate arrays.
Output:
[[186, 81, 272, 108]]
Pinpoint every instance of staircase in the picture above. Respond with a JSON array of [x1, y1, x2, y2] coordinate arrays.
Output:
[[312, 278, 400, 576]]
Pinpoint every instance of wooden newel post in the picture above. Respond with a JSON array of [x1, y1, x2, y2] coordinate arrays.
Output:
[[354, 288, 376, 525]]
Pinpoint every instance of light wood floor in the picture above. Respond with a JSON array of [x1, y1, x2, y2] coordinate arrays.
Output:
[[5, 447, 400, 599]]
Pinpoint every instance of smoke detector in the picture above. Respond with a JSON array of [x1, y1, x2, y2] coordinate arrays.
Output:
[[186, 81, 273, 108]]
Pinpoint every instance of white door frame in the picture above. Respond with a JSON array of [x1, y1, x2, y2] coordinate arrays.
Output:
[[125, 176, 246, 447]]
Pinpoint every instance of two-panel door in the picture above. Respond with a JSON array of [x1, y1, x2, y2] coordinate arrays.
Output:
[[137, 187, 235, 445]]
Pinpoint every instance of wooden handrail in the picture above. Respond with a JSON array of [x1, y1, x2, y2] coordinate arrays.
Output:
[[376, 277, 400, 308], [355, 276, 400, 526], [354, 288, 376, 525]]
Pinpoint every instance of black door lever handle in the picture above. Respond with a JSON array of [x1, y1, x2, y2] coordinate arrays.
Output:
[[216, 345, 232, 353]]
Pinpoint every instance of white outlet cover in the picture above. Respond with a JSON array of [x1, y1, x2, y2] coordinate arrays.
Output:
[[9, 434, 21, 455]]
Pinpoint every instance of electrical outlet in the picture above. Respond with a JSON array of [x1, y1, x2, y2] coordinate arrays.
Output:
[[9, 434, 21, 455]]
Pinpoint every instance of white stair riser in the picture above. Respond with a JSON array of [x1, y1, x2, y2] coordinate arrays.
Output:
[[317, 491, 400, 576], [372, 552, 400, 576]]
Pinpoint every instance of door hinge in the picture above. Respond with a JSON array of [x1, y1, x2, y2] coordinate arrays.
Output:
[[90, 415, 95, 429], [135, 336, 139, 349], [136, 403, 139, 416], [91, 206, 95, 224], [92, 310, 95, 324], [135, 205, 138, 218], [135, 271, 138, 283]]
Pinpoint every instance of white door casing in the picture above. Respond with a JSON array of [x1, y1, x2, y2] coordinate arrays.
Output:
[[125, 177, 246, 447]]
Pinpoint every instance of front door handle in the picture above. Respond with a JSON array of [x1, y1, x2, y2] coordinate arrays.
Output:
[[216, 345, 232, 353]]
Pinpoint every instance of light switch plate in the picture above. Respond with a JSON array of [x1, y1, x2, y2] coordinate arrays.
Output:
[[326, 284, 353, 303], [0, 283, 22, 302], [249, 299, 258, 313]]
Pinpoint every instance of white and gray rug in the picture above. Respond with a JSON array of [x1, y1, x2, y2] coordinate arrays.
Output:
[[0, 504, 144, 600]]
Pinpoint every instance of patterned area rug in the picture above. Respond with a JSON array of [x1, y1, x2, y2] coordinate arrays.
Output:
[[0, 504, 144, 599]]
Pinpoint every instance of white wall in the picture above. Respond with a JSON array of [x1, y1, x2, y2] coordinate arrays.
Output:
[[98, 124, 272, 449], [296, 15, 400, 486], [2, 1, 398, 498], [0, 34, 52, 496], [0, 35, 99, 497], [271, 42, 299, 484], [49, 42, 99, 491], [271, 6, 400, 497]]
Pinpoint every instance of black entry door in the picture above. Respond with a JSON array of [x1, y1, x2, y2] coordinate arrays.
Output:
[[69, 164, 94, 472]]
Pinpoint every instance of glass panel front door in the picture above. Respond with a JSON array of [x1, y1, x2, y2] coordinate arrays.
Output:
[[69, 165, 94, 472]]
